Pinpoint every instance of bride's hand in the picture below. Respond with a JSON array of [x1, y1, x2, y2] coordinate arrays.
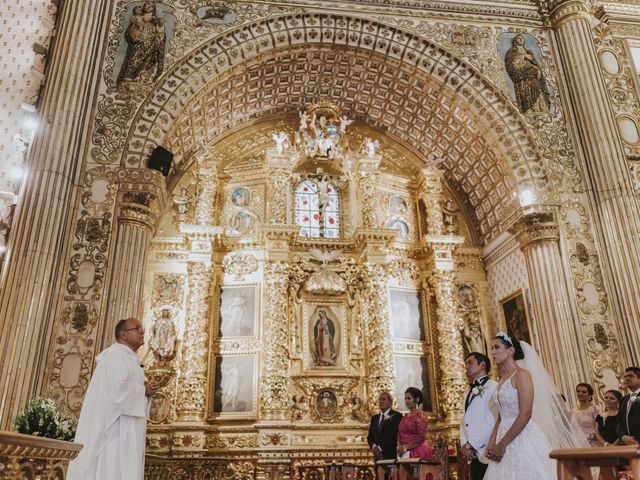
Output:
[[490, 442, 506, 462]]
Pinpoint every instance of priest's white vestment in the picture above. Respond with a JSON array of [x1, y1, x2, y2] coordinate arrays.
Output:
[[67, 343, 148, 480]]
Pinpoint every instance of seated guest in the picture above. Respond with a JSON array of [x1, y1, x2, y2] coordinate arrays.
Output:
[[595, 390, 622, 446], [572, 382, 601, 446], [397, 387, 434, 459], [618, 367, 640, 445], [367, 392, 403, 460]]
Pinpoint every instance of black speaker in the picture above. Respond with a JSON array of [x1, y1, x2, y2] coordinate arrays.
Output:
[[148, 146, 173, 176]]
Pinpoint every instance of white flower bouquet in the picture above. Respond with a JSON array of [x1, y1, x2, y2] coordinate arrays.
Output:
[[14, 398, 77, 441]]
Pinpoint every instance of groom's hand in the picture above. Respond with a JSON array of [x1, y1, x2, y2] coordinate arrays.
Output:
[[460, 443, 476, 460]]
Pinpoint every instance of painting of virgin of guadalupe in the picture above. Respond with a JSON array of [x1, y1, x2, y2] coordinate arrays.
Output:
[[305, 305, 344, 369], [498, 33, 551, 114]]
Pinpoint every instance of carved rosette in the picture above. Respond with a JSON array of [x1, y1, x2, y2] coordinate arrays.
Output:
[[261, 262, 290, 417], [268, 169, 290, 224], [358, 172, 379, 228], [177, 262, 211, 421], [194, 159, 218, 226], [419, 170, 445, 235], [429, 270, 466, 423], [361, 264, 395, 410]]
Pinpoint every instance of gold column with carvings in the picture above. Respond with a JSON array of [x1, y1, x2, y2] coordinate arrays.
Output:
[[267, 153, 292, 225], [261, 261, 290, 419], [549, 0, 640, 362], [176, 262, 212, 421], [419, 169, 446, 235], [426, 237, 467, 427], [507, 208, 589, 397], [356, 152, 382, 229]]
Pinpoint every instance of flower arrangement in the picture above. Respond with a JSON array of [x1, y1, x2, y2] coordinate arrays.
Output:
[[14, 398, 77, 442]]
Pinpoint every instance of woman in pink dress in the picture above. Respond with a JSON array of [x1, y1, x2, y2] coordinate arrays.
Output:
[[397, 387, 434, 459], [571, 382, 601, 446]]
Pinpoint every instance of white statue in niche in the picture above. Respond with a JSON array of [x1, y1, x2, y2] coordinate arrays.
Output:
[[149, 308, 177, 361], [272, 131, 290, 154], [362, 137, 380, 159], [171, 187, 192, 219], [462, 314, 486, 355], [442, 199, 459, 234], [221, 364, 240, 410]]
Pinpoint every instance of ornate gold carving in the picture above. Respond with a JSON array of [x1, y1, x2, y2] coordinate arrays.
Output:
[[206, 433, 257, 449], [177, 262, 211, 421], [221, 252, 258, 281], [387, 258, 420, 286], [261, 262, 290, 416], [429, 270, 466, 424], [419, 169, 445, 235], [357, 171, 379, 228]]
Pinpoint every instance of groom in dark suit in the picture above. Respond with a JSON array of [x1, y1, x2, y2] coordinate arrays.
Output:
[[367, 392, 403, 460], [618, 367, 640, 445]]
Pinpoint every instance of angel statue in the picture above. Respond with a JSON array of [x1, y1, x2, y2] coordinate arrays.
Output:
[[172, 187, 192, 219], [272, 131, 290, 154], [339, 115, 353, 133], [299, 110, 310, 131], [305, 249, 347, 295]]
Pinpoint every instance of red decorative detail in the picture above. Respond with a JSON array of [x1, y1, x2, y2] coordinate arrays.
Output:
[[313, 213, 319, 220], [328, 187, 333, 192], [328, 218, 335, 224], [269, 433, 281, 445], [158, 436, 168, 448], [303, 187, 309, 192], [303, 200, 308, 205], [303, 216, 309, 222], [182, 435, 193, 447]]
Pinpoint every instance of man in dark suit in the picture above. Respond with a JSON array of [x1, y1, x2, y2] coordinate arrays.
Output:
[[618, 366, 640, 445], [367, 392, 403, 460]]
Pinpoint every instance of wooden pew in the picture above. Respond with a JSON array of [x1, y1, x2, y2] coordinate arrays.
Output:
[[549, 446, 640, 480]]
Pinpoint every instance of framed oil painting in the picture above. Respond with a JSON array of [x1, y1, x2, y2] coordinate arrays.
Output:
[[388, 288, 425, 341], [303, 303, 347, 372], [218, 285, 257, 338], [210, 354, 257, 419], [500, 289, 532, 345], [393, 355, 433, 412]]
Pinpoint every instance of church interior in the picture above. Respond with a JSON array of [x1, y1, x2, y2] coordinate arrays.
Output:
[[2, 0, 640, 478]]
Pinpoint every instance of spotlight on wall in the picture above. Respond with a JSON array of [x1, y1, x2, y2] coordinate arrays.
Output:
[[518, 189, 535, 207]]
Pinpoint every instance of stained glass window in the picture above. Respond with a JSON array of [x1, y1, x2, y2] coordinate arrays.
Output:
[[295, 179, 340, 238]]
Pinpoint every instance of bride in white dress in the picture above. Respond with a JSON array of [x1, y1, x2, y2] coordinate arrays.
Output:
[[484, 332, 588, 480]]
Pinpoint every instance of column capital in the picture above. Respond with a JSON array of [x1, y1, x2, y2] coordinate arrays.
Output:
[[115, 168, 166, 232], [506, 206, 560, 250], [423, 234, 465, 271], [545, 0, 591, 27]]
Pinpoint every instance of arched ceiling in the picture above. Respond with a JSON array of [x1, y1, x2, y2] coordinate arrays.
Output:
[[125, 14, 548, 243], [162, 45, 523, 241]]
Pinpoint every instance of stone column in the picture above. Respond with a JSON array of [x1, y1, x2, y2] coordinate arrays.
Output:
[[99, 190, 158, 351], [0, 0, 112, 428], [362, 263, 396, 410], [419, 169, 445, 235], [261, 262, 290, 419], [424, 234, 466, 425], [508, 209, 589, 398], [550, 0, 640, 362], [176, 262, 212, 421], [357, 172, 379, 229], [194, 157, 217, 226]]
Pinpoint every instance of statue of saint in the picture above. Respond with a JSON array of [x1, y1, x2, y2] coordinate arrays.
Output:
[[272, 131, 290, 154], [442, 199, 459, 234], [221, 365, 240, 410], [149, 309, 177, 361], [504, 34, 550, 114], [313, 309, 337, 366], [117, 1, 166, 84]]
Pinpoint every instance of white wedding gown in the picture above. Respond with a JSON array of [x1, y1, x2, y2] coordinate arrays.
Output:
[[484, 376, 557, 480]]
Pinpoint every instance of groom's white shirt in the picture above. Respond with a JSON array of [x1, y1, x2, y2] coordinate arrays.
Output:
[[460, 377, 498, 463]]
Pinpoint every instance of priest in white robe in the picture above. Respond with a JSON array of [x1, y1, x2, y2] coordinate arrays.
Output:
[[67, 317, 157, 480]]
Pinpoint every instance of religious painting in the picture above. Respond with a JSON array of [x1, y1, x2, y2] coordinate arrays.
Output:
[[113, 2, 176, 85], [388, 195, 408, 215], [497, 33, 551, 115], [389, 289, 425, 341], [228, 210, 256, 236], [500, 289, 532, 345], [218, 285, 257, 338], [303, 303, 346, 371], [196, 5, 237, 25], [148, 392, 171, 423], [231, 187, 252, 207], [211, 355, 256, 418], [315, 389, 339, 420], [387, 219, 410, 240], [394, 355, 433, 412], [457, 284, 477, 309]]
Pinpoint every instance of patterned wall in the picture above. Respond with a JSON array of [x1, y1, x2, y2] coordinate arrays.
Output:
[[484, 235, 532, 335], [0, 1, 53, 239]]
